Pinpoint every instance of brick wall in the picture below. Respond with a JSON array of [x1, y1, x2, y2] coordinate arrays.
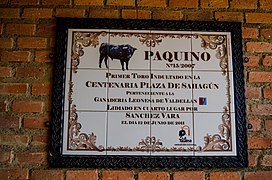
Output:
[[0, 0, 271, 179]]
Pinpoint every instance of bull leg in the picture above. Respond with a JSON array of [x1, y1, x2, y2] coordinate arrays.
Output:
[[120, 61, 125, 71], [126, 60, 129, 70], [104, 56, 108, 68], [99, 55, 104, 68]]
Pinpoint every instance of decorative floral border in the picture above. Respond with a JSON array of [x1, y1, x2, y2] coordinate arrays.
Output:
[[68, 104, 104, 151], [201, 106, 231, 151], [66, 31, 232, 152], [194, 34, 228, 75]]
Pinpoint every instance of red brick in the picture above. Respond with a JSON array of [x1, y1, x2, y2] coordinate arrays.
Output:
[[264, 88, 272, 99], [0, 24, 3, 34], [230, 0, 257, 9], [138, 172, 170, 180], [260, 29, 272, 38], [17, 37, 47, 49], [169, 0, 198, 8], [41, 0, 70, 5], [6, 24, 35, 35], [152, 10, 182, 20], [23, 117, 49, 129], [0, 83, 28, 94], [74, 0, 103, 5], [66, 170, 98, 180], [10, 0, 38, 4], [16, 67, 45, 78], [246, 87, 261, 99], [102, 170, 133, 180], [265, 120, 272, 131], [50, 37, 55, 48], [261, 155, 272, 166], [0, 100, 6, 112], [0, 152, 10, 163], [249, 72, 272, 82], [32, 83, 51, 95], [107, 0, 135, 6], [35, 51, 53, 62], [32, 135, 49, 144], [173, 171, 204, 180], [31, 170, 63, 180], [0, 67, 12, 77], [247, 42, 272, 53], [244, 70, 248, 82], [215, 12, 243, 22], [16, 153, 47, 165], [248, 118, 261, 131], [35, 24, 55, 36], [0, 116, 19, 128], [45, 99, 52, 112], [242, 28, 258, 39], [248, 135, 272, 149], [210, 172, 239, 180], [0, 38, 13, 48], [0, 51, 31, 62], [246, 13, 272, 23], [247, 104, 252, 112], [201, 0, 228, 8], [244, 55, 259, 66], [0, 0, 8, 4], [12, 100, 43, 112], [248, 155, 257, 166], [22, 8, 52, 18], [260, 0, 272, 10], [89, 9, 119, 18], [184, 12, 213, 21], [56, 8, 85, 17], [122, 9, 151, 19], [138, 0, 166, 7], [0, 135, 28, 146], [251, 104, 272, 115], [0, 169, 28, 180], [245, 171, 272, 180], [0, 8, 20, 18], [263, 56, 272, 66]]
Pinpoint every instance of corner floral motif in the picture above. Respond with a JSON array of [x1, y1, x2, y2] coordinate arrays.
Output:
[[68, 104, 104, 151], [194, 34, 228, 75], [71, 31, 107, 73], [202, 106, 231, 151]]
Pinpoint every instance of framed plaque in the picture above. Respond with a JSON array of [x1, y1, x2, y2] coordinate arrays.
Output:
[[50, 18, 247, 168]]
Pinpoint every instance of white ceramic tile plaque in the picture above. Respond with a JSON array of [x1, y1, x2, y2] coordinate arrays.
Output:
[[50, 19, 247, 168]]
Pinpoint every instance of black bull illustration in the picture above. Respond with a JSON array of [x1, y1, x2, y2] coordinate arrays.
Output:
[[99, 43, 137, 71]]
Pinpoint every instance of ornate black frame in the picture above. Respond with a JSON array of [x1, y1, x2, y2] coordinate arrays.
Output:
[[49, 18, 247, 168]]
